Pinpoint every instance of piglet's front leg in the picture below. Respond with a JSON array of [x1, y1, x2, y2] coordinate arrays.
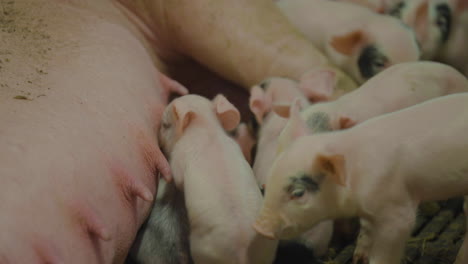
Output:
[[367, 205, 416, 264], [353, 218, 374, 264]]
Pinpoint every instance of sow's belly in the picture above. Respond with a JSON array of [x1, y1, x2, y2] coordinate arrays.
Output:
[[0, 0, 168, 263]]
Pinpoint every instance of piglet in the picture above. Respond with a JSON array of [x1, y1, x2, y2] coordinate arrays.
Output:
[[129, 180, 192, 264], [249, 76, 342, 257], [276, 0, 420, 83], [159, 94, 278, 264], [249, 77, 310, 189], [275, 61, 468, 155], [230, 123, 257, 165], [254, 92, 468, 264], [250, 72, 357, 188]]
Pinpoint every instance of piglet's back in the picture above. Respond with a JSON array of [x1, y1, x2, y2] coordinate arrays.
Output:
[[349, 93, 468, 201]]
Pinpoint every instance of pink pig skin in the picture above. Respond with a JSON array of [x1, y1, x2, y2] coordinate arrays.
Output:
[[276, 0, 420, 83], [276, 61, 468, 154], [159, 94, 278, 264], [231, 123, 257, 164], [254, 93, 468, 264], [0, 5, 186, 260]]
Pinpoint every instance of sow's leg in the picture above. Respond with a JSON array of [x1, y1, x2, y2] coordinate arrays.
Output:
[[0, 1, 168, 263]]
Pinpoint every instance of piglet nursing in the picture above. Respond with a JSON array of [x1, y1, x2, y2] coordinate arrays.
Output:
[[159, 94, 278, 264], [129, 180, 191, 264]]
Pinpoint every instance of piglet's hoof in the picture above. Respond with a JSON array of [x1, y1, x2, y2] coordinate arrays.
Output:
[[352, 252, 369, 264]]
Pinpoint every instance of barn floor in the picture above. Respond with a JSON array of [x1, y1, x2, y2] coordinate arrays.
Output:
[[275, 197, 465, 264], [126, 197, 465, 264]]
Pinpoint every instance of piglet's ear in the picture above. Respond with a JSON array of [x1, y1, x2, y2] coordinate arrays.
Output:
[[213, 94, 241, 131], [272, 102, 292, 118], [276, 99, 309, 154], [330, 30, 365, 56], [159, 72, 189, 95], [172, 101, 195, 135], [232, 123, 256, 164], [413, 1, 429, 39], [316, 154, 346, 186], [249, 85, 271, 124], [299, 70, 337, 102], [339, 116, 357, 129]]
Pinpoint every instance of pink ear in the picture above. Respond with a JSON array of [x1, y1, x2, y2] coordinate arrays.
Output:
[[339, 116, 357, 129], [277, 99, 309, 153], [273, 103, 292, 118], [232, 123, 256, 164], [249, 85, 271, 124], [213, 94, 241, 131], [329, 30, 365, 56], [273, 96, 307, 118], [299, 70, 337, 102], [413, 1, 429, 40], [316, 154, 346, 186], [289, 99, 305, 132], [172, 100, 195, 135], [159, 72, 189, 95]]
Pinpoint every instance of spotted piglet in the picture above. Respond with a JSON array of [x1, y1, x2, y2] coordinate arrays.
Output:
[[274, 61, 468, 154], [159, 94, 278, 264], [254, 93, 468, 264], [276, 0, 420, 83], [274, 61, 468, 264]]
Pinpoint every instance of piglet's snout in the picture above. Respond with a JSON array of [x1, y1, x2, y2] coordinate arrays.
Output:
[[253, 208, 283, 240]]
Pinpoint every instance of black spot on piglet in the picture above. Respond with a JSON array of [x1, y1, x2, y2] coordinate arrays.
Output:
[[259, 80, 270, 90], [388, 1, 405, 18], [435, 3, 451, 43], [358, 45, 388, 80]]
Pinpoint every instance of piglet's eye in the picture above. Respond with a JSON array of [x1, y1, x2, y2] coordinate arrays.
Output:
[[291, 189, 305, 199]]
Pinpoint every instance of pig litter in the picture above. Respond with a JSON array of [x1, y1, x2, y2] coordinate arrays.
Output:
[[125, 197, 464, 264]]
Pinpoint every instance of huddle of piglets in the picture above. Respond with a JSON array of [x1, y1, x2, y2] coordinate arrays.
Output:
[[340, 0, 468, 74], [157, 94, 277, 264], [250, 70, 359, 189], [276, 0, 421, 83], [254, 92, 468, 264], [249, 75, 347, 256], [249, 77, 310, 189], [275, 61, 468, 154]]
